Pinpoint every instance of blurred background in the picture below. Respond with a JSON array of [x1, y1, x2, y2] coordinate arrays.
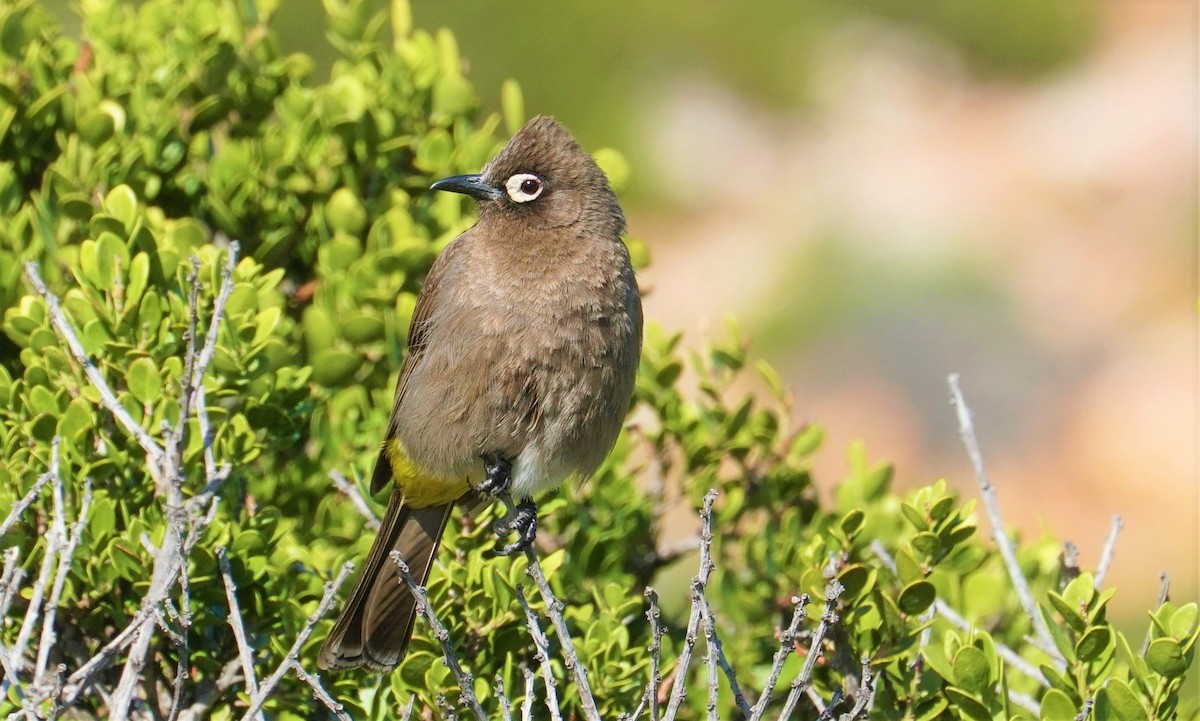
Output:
[[49, 0, 1197, 620]]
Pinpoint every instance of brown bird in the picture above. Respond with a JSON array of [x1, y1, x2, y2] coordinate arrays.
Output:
[[317, 116, 643, 673]]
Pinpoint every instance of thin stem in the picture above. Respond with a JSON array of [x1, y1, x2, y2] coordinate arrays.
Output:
[[948, 374, 1059, 662], [645, 587, 663, 721], [239, 562, 353, 721], [494, 674, 513, 721], [216, 547, 262, 717], [663, 490, 719, 721], [1094, 515, 1123, 589], [288, 659, 352, 721], [520, 667, 536, 721], [749, 595, 809, 721], [328, 470, 381, 530], [36, 475, 93, 688], [0, 471, 51, 540], [387, 552, 488, 721], [515, 585, 563, 721], [498, 493, 603, 721], [23, 263, 165, 472], [775, 581, 843, 721]]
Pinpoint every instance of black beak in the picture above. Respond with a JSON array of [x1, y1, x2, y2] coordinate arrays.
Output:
[[430, 174, 503, 201]]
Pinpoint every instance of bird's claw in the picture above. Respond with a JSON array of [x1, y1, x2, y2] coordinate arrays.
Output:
[[493, 499, 538, 556], [477, 453, 512, 497]]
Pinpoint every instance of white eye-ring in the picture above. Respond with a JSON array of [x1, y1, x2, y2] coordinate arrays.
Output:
[[505, 173, 544, 203]]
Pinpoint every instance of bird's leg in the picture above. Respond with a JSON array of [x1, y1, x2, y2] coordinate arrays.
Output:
[[495, 498, 538, 556], [477, 452, 512, 496], [477, 453, 539, 553]]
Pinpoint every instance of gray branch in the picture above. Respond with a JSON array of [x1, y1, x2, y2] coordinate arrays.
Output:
[[749, 595, 809, 721], [239, 562, 354, 721], [23, 263, 165, 474], [328, 469, 381, 530], [1094, 514, 1122, 589], [775, 580, 843, 721], [388, 552, 487, 721], [515, 585, 564, 721], [216, 547, 262, 719], [947, 374, 1060, 663]]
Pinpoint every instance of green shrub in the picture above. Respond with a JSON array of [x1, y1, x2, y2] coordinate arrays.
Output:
[[0, 1, 1195, 720]]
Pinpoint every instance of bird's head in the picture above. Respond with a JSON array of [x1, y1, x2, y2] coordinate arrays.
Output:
[[430, 116, 625, 236]]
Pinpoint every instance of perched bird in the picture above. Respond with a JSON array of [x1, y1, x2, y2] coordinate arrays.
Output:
[[317, 116, 643, 673]]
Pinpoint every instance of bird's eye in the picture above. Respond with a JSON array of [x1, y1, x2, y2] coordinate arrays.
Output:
[[505, 173, 544, 203]]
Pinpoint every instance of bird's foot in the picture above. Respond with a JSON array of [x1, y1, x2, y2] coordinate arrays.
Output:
[[477, 453, 512, 497], [493, 498, 538, 556]]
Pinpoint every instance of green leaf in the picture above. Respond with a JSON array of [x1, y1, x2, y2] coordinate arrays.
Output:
[[1047, 590, 1088, 634], [1169, 602, 1198, 640], [1145, 638, 1187, 678], [310, 347, 361, 387], [1075, 626, 1112, 662], [897, 580, 936, 615], [839, 509, 865, 538], [1095, 678, 1147, 721], [952, 645, 991, 695], [104, 184, 139, 229], [127, 357, 161, 405], [1040, 688, 1078, 721], [900, 502, 927, 531], [945, 687, 990, 721]]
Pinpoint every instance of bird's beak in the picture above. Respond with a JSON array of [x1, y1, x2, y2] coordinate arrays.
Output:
[[429, 174, 503, 201]]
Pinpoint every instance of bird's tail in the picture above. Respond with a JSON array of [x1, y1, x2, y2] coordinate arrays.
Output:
[[317, 491, 453, 672]]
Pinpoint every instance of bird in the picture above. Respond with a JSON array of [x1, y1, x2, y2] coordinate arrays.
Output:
[[317, 116, 643, 673]]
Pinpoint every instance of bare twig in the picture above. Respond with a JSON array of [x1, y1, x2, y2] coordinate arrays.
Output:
[[947, 375, 1059, 661], [9, 466, 64, 681], [110, 246, 240, 721], [24, 263, 165, 472], [61, 607, 155, 703], [239, 562, 353, 721], [515, 585, 564, 721], [495, 674, 513, 721], [328, 470, 381, 530], [698, 596, 752, 719], [35, 475, 93, 688], [1142, 573, 1171, 654], [663, 491, 719, 721], [775, 581, 843, 721], [750, 595, 809, 721], [838, 659, 875, 720], [0, 471, 51, 540], [166, 575, 191, 721], [1073, 695, 1095, 721], [0, 547, 23, 620], [288, 659, 351, 721], [688, 496, 751, 719], [520, 667, 536, 721], [216, 547, 262, 717], [703, 603, 719, 721], [645, 587, 663, 721], [388, 552, 487, 721], [1094, 515, 1123, 589], [193, 245, 240, 483], [498, 492, 603, 721]]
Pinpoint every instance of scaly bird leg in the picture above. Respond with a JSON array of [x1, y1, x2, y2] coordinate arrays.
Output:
[[477, 453, 513, 496], [477, 453, 538, 555], [494, 498, 538, 556]]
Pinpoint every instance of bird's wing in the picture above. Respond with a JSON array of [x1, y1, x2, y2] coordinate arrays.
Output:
[[370, 233, 469, 494]]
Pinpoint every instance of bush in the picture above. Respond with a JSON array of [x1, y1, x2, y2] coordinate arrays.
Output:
[[0, 1, 1195, 720]]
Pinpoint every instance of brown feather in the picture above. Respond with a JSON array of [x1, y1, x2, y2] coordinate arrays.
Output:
[[317, 479, 453, 672]]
